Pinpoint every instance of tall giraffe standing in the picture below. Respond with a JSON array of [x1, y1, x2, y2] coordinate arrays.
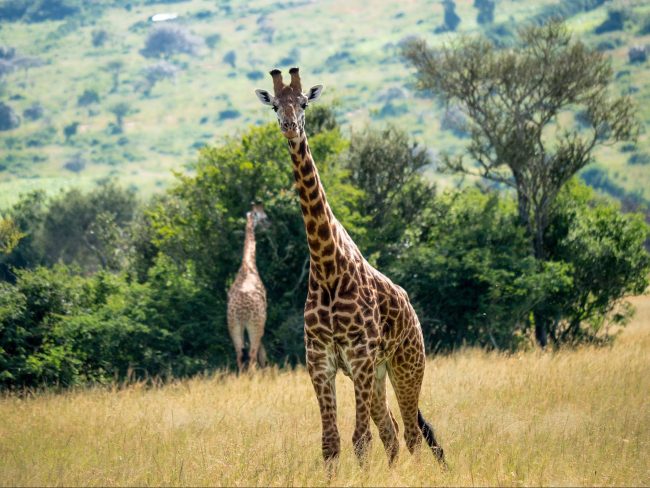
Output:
[[227, 202, 269, 373], [255, 68, 445, 469]]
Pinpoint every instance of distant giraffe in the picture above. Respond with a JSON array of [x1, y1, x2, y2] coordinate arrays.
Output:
[[255, 68, 445, 469], [227, 202, 269, 373]]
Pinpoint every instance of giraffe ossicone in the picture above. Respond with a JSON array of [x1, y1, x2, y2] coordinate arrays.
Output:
[[254, 67, 446, 470], [227, 202, 269, 373]]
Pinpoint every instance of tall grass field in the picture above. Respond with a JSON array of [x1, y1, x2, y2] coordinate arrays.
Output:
[[1, 296, 649, 486]]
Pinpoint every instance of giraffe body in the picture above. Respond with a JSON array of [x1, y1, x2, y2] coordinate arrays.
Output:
[[255, 68, 445, 469], [227, 204, 268, 372]]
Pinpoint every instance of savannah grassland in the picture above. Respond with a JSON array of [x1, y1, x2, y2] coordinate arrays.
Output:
[[1, 296, 648, 487]]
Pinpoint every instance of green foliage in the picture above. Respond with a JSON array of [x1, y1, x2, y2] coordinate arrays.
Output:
[[390, 189, 563, 350], [142, 122, 361, 365], [0, 259, 231, 388], [1, 183, 137, 280], [345, 126, 433, 266], [0, 217, 24, 254], [1, 119, 647, 389], [404, 20, 640, 346], [0, 265, 89, 387], [541, 181, 650, 344]]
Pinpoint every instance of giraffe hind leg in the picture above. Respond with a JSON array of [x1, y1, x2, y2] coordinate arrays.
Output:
[[370, 362, 399, 465], [246, 318, 265, 371], [229, 325, 245, 373], [388, 332, 444, 463]]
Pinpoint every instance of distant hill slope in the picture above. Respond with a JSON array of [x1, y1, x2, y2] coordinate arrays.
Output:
[[0, 0, 648, 207]]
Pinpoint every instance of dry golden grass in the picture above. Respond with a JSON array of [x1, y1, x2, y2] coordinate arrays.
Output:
[[1, 297, 650, 487]]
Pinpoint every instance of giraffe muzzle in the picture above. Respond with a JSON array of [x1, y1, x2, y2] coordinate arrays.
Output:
[[281, 121, 300, 139]]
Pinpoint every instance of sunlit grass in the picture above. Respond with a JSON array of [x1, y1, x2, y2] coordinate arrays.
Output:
[[1, 296, 649, 486]]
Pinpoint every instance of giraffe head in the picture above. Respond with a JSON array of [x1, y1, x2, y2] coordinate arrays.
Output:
[[248, 201, 270, 229], [255, 67, 324, 140]]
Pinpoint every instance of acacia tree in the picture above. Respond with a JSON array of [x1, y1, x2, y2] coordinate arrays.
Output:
[[404, 21, 639, 346]]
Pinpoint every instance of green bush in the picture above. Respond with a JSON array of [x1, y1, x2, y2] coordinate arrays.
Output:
[[390, 189, 562, 350]]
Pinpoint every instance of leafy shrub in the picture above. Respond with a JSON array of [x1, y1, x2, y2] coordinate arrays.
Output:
[[63, 155, 85, 173], [141, 60, 178, 95], [246, 70, 264, 81], [0, 0, 79, 23], [1, 183, 137, 277], [596, 39, 620, 51], [440, 105, 468, 137], [541, 182, 650, 344], [63, 121, 79, 141], [474, 0, 495, 25], [435, 0, 461, 33], [595, 8, 627, 34], [205, 33, 221, 49], [222, 50, 236, 68], [376, 102, 408, 118], [218, 109, 240, 120], [0, 102, 20, 131], [628, 152, 650, 165], [391, 189, 556, 350], [91, 29, 108, 48], [620, 143, 636, 153], [628, 45, 647, 64], [532, 0, 606, 24], [23, 103, 44, 121], [141, 24, 204, 58], [77, 89, 100, 107]]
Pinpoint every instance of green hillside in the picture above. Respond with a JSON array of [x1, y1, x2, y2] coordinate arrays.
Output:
[[0, 0, 648, 207]]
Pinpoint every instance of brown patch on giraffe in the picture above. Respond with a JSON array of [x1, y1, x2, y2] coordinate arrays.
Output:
[[308, 237, 320, 251], [321, 243, 334, 257], [323, 260, 335, 276], [309, 276, 318, 291], [301, 160, 313, 177], [334, 301, 356, 314], [310, 200, 325, 217], [303, 176, 316, 188], [317, 308, 330, 324], [317, 223, 330, 240]]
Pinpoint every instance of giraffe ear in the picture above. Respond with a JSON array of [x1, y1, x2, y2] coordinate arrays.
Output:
[[307, 85, 324, 103], [255, 89, 275, 106]]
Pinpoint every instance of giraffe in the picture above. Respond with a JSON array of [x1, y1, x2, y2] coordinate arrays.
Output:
[[255, 68, 445, 469], [227, 202, 269, 373]]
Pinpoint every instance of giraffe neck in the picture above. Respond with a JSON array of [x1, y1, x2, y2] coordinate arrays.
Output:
[[241, 214, 257, 273], [288, 134, 349, 284]]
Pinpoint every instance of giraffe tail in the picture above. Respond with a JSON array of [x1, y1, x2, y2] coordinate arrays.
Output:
[[417, 409, 446, 465]]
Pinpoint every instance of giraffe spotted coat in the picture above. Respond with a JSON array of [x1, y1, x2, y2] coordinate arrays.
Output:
[[255, 68, 444, 470], [227, 205, 268, 372]]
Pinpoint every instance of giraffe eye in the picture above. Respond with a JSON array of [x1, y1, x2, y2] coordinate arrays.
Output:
[[301, 102, 307, 110], [272, 105, 278, 112]]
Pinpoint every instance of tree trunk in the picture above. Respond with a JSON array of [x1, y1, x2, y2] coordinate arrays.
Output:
[[533, 310, 548, 348]]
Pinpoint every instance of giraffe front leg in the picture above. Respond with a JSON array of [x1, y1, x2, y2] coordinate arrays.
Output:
[[306, 346, 340, 471], [350, 355, 375, 465]]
